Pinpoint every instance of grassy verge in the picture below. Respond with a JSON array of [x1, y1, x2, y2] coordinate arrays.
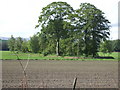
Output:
[[0, 51, 119, 61]]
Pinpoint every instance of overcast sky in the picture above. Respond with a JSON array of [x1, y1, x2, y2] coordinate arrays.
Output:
[[0, 0, 119, 40]]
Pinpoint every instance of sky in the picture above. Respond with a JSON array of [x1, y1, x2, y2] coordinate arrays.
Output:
[[0, 0, 119, 40]]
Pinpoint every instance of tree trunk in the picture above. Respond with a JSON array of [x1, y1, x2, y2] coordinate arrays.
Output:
[[77, 41, 80, 56], [92, 32, 96, 58], [84, 31, 88, 57], [56, 39, 60, 56]]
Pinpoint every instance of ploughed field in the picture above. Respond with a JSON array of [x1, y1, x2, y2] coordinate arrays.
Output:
[[2, 60, 118, 88]]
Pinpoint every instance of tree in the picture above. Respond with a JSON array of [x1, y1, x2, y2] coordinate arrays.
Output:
[[21, 39, 29, 53], [0, 40, 9, 51], [113, 39, 120, 52], [30, 34, 40, 53], [38, 32, 53, 55], [15, 37, 23, 52], [75, 3, 110, 57], [100, 40, 113, 55], [35, 1, 74, 56], [8, 35, 16, 51]]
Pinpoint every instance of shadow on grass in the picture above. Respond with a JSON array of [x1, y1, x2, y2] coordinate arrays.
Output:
[[95, 56, 114, 59]]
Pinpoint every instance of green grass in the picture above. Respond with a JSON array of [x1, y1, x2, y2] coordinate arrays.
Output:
[[98, 52, 119, 59], [0, 51, 119, 61]]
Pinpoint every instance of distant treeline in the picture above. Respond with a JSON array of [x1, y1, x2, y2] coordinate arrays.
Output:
[[2, 35, 120, 55], [0, 39, 9, 51]]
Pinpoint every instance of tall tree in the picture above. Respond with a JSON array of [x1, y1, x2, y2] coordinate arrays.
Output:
[[30, 34, 40, 53], [38, 32, 51, 55], [8, 35, 16, 51], [21, 39, 29, 53], [75, 3, 110, 57], [15, 37, 23, 52], [35, 1, 74, 56]]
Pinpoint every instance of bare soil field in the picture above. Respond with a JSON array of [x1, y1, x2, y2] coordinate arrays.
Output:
[[2, 60, 118, 88]]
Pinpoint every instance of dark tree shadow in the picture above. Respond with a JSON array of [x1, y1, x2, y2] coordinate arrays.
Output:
[[94, 56, 114, 59]]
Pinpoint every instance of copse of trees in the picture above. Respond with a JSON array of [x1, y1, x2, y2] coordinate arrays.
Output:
[[8, 35, 40, 53], [8, 35, 29, 53], [35, 2, 110, 57], [100, 40, 113, 55]]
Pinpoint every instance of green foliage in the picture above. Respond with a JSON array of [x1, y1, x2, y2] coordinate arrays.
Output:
[[36, 1, 74, 56], [14, 37, 23, 51], [112, 39, 120, 52], [8, 35, 16, 51], [75, 3, 110, 57], [30, 34, 40, 53], [100, 39, 120, 54], [100, 40, 113, 55], [8, 35, 29, 53], [34, 2, 111, 57], [21, 39, 29, 53], [60, 38, 84, 56]]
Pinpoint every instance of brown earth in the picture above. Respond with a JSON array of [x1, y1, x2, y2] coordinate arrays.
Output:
[[2, 60, 118, 88]]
